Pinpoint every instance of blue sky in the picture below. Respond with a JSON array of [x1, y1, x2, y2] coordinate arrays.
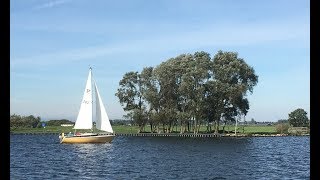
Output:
[[10, 0, 310, 122]]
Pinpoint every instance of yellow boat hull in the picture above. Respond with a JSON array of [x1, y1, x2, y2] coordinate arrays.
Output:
[[59, 134, 114, 144]]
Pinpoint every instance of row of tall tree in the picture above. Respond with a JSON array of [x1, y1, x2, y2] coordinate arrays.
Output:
[[10, 115, 76, 129], [46, 119, 74, 126], [116, 50, 258, 134]]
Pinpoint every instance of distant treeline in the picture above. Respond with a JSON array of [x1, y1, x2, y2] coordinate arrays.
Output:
[[10, 114, 74, 128], [10, 114, 42, 129], [45, 119, 130, 126], [10, 114, 131, 128], [46, 119, 74, 126]]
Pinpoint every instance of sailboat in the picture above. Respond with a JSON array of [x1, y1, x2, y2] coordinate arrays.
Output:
[[59, 67, 115, 144]]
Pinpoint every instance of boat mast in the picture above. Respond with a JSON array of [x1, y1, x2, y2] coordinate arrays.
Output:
[[73, 67, 94, 133], [90, 66, 94, 133]]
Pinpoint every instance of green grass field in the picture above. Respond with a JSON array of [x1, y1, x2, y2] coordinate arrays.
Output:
[[10, 124, 277, 134]]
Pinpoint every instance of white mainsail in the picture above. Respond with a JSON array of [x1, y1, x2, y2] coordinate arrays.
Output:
[[94, 80, 113, 133], [74, 69, 93, 130], [73, 68, 113, 133]]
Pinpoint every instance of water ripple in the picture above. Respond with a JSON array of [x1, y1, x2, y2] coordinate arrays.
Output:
[[11, 135, 309, 179]]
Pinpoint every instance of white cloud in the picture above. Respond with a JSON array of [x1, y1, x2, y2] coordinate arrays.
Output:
[[33, 0, 72, 10]]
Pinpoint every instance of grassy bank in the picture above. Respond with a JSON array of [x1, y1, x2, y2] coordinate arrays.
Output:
[[10, 124, 277, 134]]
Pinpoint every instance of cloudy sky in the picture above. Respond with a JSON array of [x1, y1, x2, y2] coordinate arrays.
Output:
[[10, 0, 310, 121]]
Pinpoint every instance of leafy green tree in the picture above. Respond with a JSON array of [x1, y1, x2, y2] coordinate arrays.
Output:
[[174, 54, 194, 133], [210, 50, 258, 133], [115, 71, 140, 111], [140, 67, 161, 132], [10, 114, 22, 129], [115, 71, 148, 132], [189, 51, 212, 134], [288, 108, 309, 127], [154, 58, 179, 133]]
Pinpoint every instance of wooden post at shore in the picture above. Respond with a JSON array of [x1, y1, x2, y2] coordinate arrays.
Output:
[[235, 117, 238, 136]]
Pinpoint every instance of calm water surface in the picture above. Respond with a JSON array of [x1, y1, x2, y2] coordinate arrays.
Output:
[[10, 135, 309, 179]]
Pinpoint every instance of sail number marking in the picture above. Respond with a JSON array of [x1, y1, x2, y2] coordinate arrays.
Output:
[[83, 100, 92, 104]]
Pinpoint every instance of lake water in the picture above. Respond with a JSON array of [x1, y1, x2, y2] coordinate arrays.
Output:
[[10, 135, 309, 179]]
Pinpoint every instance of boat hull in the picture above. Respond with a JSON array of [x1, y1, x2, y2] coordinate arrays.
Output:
[[59, 134, 114, 144]]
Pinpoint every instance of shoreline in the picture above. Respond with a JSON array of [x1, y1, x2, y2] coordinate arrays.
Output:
[[10, 132, 310, 137]]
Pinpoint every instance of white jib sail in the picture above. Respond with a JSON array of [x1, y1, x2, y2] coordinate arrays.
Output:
[[94, 80, 113, 133], [74, 69, 93, 130]]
